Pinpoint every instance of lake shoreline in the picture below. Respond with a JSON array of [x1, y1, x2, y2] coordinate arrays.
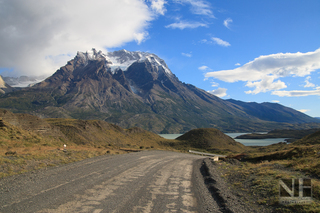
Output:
[[159, 133, 290, 147], [160, 128, 320, 146], [235, 128, 320, 143]]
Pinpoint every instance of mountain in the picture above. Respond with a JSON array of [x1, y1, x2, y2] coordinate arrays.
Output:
[[0, 49, 319, 133], [226, 99, 317, 123]]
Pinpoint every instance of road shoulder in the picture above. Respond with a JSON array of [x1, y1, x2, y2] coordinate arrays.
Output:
[[195, 158, 272, 213]]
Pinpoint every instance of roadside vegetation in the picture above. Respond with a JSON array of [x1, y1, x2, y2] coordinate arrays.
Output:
[[213, 133, 320, 213]]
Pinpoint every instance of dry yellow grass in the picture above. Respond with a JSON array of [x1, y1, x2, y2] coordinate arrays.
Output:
[[0, 115, 173, 178], [217, 143, 320, 212], [0, 141, 150, 178], [217, 159, 320, 212]]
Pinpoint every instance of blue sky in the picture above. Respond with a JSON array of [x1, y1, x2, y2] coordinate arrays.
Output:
[[1, 0, 320, 117]]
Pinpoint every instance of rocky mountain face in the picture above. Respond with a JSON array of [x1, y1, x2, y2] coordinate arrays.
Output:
[[0, 49, 319, 133]]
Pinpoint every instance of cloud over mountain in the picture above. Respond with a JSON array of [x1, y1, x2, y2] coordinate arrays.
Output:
[[208, 88, 227, 98], [0, 0, 155, 77], [0, 0, 218, 77]]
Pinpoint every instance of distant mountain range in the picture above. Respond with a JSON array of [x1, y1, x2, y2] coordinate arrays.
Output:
[[0, 49, 319, 133]]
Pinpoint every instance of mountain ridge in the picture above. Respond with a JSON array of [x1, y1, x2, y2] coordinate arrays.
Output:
[[0, 49, 319, 133], [226, 99, 317, 123]]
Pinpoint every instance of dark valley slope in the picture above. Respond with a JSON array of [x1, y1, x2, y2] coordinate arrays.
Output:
[[0, 49, 319, 133]]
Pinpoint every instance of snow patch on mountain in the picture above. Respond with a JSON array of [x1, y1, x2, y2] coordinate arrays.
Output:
[[77, 49, 107, 61], [75, 48, 110, 68], [107, 56, 137, 72], [145, 56, 172, 75]]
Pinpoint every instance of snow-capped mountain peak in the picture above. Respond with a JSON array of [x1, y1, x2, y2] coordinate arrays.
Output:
[[73, 48, 172, 75], [76, 48, 107, 63], [106, 49, 172, 75], [3, 49, 174, 88]]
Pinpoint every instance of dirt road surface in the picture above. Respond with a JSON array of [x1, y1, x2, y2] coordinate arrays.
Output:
[[0, 150, 228, 213]]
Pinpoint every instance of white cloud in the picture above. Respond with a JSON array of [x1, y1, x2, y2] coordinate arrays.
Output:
[[208, 88, 227, 97], [134, 31, 149, 45], [173, 0, 214, 17], [211, 81, 219, 87], [272, 87, 320, 97], [150, 0, 167, 15], [304, 76, 315, 88], [198, 65, 210, 71], [235, 63, 241, 66], [200, 39, 208, 43], [223, 18, 233, 29], [272, 100, 280, 103], [0, 0, 158, 77], [182, 52, 192, 57], [245, 76, 287, 94], [165, 20, 208, 29], [205, 49, 320, 95], [298, 109, 310, 113], [211, 37, 231, 47]]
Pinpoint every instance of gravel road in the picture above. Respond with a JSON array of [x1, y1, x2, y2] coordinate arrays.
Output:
[[0, 150, 262, 213], [0, 150, 214, 213]]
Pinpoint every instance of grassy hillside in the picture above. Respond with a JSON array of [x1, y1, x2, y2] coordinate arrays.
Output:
[[0, 109, 173, 178], [213, 130, 320, 212], [174, 128, 247, 153], [292, 130, 320, 145], [45, 118, 164, 149]]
